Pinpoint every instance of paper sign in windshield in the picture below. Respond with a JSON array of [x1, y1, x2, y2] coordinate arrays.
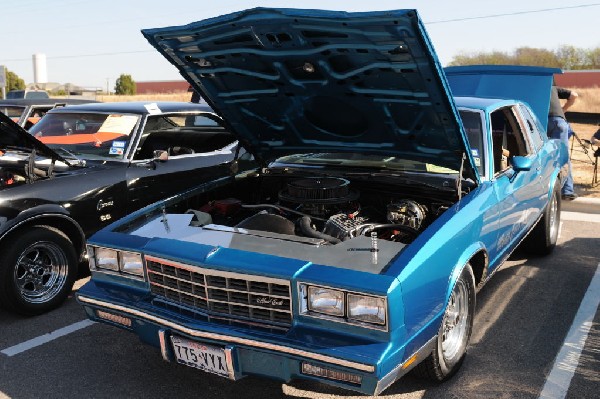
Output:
[[98, 115, 138, 135]]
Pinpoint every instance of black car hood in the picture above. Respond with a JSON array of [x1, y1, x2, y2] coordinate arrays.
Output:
[[142, 8, 476, 176], [0, 111, 69, 164]]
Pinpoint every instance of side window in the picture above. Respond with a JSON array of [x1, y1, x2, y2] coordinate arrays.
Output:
[[134, 114, 233, 160], [459, 110, 485, 177], [518, 104, 544, 151], [491, 106, 531, 175]]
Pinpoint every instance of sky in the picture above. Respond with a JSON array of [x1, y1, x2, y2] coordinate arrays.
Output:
[[2, 0, 600, 90]]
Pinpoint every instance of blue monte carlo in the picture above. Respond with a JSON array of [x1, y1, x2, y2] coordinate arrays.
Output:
[[77, 8, 568, 395]]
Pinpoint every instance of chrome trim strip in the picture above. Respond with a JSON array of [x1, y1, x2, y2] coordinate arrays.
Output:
[[158, 329, 170, 362], [374, 336, 437, 395], [79, 295, 375, 373]]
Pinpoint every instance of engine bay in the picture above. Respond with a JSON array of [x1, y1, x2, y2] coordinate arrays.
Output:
[[169, 173, 456, 245], [124, 172, 458, 271]]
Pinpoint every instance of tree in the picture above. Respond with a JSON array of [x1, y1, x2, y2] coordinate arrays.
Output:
[[555, 45, 586, 70], [448, 45, 600, 70], [1, 68, 25, 98], [114, 74, 136, 95]]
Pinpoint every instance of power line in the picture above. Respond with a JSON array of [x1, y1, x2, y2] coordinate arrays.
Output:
[[3, 3, 600, 63], [426, 3, 600, 24], [3, 50, 154, 63]]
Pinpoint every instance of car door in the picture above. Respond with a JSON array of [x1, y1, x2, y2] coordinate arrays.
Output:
[[125, 114, 238, 213], [488, 105, 545, 269]]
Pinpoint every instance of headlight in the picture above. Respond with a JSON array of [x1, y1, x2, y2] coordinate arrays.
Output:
[[120, 251, 144, 277], [94, 247, 119, 272], [300, 283, 388, 330], [348, 294, 386, 325], [88, 245, 144, 279], [307, 286, 344, 316]]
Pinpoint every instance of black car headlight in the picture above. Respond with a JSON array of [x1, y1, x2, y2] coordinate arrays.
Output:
[[88, 245, 144, 279]]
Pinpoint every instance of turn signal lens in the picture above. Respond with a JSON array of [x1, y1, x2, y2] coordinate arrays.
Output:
[[301, 362, 362, 384]]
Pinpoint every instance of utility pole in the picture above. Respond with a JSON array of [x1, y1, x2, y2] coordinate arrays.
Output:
[[106, 78, 109, 95], [0, 65, 6, 99]]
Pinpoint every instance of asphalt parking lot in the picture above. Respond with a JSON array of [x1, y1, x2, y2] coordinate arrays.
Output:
[[1, 210, 598, 399]]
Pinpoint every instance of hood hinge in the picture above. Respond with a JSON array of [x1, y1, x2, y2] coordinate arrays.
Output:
[[457, 152, 466, 200]]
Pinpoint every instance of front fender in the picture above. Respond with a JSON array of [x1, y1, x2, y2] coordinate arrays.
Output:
[[0, 204, 85, 257], [446, 242, 486, 300]]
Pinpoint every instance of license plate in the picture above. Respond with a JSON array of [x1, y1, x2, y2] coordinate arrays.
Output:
[[170, 336, 230, 378]]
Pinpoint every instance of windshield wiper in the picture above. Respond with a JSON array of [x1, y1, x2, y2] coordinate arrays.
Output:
[[56, 147, 86, 167], [343, 171, 456, 192]]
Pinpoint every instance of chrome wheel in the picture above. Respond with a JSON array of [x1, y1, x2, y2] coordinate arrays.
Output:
[[14, 241, 70, 304], [441, 278, 469, 364], [548, 192, 559, 244], [412, 264, 475, 381]]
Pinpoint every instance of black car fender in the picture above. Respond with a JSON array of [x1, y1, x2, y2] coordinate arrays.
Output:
[[0, 204, 86, 261]]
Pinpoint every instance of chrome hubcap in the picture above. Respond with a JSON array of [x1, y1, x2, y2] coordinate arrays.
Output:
[[441, 279, 469, 362], [14, 241, 69, 304]]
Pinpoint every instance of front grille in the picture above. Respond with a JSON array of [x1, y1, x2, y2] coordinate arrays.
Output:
[[146, 256, 292, 328]]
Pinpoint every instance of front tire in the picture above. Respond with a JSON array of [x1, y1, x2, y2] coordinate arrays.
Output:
[[414, 264, 475, 381], [0, 226, 77, 315], [523, 184, 561, 256]]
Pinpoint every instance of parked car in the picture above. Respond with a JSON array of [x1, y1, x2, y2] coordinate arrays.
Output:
[[0, 101, 239, 315], [0, 98, 99, 130], [6, 89, 50, 99], [76, 8, 568, 395]]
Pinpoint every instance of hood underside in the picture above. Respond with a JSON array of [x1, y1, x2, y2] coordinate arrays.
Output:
[[0, 112, 68, 163], [142, 8, 476, 175]]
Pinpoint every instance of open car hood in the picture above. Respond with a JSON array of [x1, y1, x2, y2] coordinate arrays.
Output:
[[143, 8, 476, 176], [445, 65, 562, 132], [0, 111, 69, 163]]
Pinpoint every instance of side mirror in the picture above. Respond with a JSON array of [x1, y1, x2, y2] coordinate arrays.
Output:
[[510, 156, 533, 171], [153, 150, 169, 161]]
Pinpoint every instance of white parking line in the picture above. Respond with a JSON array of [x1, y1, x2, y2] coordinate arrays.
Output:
[[539, 263, 600, 399], [561, 211, 600, 223], [0, 319, 95, 357]]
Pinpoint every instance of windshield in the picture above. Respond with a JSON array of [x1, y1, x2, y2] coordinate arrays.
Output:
[[275, 153, 459, 174], [0, 106, 26, 122], [29, 112, 141, 160], [458, 109, 485, 177]]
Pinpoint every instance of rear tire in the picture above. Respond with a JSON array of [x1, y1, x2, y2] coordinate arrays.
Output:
[[413, 264, 475, 381], [0, 226, 77, 315], [523, 184, 561, 256]]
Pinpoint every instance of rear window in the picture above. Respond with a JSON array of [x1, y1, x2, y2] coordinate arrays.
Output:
[[6, 90, 49, 99], [0, 105, 26, 119]]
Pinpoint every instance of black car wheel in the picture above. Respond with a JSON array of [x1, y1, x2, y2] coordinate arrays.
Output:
[[414, 263, 475, 381], [523, 183, 561, 256], [0, 226, 77, 315]]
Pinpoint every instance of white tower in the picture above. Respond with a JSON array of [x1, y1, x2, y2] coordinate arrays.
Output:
[[32, 53, 48, 87]]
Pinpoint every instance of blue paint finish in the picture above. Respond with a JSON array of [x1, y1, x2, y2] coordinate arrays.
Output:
[[75, 7, 569, 395], [445, 65, 562, 132]]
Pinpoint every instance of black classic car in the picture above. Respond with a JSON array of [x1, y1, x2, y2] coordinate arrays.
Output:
[[0, 101, 239, 315], [0, 98, 99, 130]]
